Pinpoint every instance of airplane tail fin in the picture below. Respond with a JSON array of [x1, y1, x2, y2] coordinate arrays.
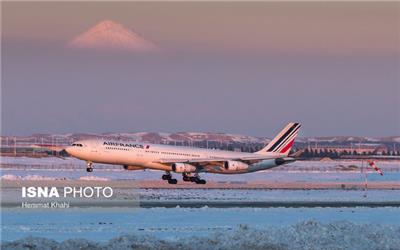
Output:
[[256, 122, 301, 156]]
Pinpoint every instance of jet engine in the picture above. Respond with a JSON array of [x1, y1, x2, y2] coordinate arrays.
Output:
[[223, 160, 249, 171], [171, 163, 197, 173]]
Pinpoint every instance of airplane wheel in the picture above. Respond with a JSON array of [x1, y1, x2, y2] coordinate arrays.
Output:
[[162, 174, 171, 180], [189, 177, 197, 182], [183, 176, 191, 182], [195, 179, 206, 184], [86, 167, 93, 172], [168, 179, 178, 184]]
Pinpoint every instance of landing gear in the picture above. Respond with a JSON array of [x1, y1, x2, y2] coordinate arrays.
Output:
[[86, 162, 93, 172], [162, 172, 178, 184], [168, 179, 178, 184], [182, 173, 206, 184], [182, 173, 191, 182], [195, 178, 206, 184]]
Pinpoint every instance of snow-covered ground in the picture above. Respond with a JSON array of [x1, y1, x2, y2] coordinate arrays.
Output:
[[1, 157, 400, 182], [2, 207, 400, 242], [3, 221, 400, 250], [136, 189, 400, 202], [2, 157, 399, 249], [2, 207, 400, 249]]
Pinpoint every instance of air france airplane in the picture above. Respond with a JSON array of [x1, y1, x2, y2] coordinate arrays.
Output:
[[65, 123, 301, 184]]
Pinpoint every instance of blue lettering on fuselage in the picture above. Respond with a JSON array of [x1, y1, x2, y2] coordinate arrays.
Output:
[[103, 141, 144, 149]]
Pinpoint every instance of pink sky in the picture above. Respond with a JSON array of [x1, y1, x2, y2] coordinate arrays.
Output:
[[3, 2, 399, 55], [1, 2, 399, 136]]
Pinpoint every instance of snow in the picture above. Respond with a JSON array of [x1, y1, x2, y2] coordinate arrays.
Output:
[[365, 137, 380, 142], [69, 20, 158, 52], [2, 213, 400, 249], [1, 157, 400, 183], [0, 174, 61, 181], [1, 155, 400, 248], [137, 189, 400, 202], [0, 156, 83, 165], [1, 174, 20, 181], [78, 176, 109, 181]]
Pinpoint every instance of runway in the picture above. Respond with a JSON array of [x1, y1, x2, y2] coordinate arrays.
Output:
[[2, 179, 400, 189]]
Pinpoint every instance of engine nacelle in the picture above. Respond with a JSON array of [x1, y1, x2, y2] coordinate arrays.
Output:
[[224, 160, 249, 171], [171, 163, 197, 173], [123, 165, 145, 170]]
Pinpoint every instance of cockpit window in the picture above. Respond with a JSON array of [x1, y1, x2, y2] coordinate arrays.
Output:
[[71, 143, 83, 147]]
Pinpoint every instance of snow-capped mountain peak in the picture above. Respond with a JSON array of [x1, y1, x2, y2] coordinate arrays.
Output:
[[69, 20, 158, 52]]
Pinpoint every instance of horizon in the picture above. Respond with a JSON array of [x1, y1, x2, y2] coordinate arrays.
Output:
[[1, 130, 399, 140]]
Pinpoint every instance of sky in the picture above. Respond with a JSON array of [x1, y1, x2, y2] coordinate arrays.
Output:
[[1, 2, 399, 137]]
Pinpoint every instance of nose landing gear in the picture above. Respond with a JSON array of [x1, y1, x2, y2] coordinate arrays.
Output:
[[162, 172, 178, 184], [86, 162, 93, 172]]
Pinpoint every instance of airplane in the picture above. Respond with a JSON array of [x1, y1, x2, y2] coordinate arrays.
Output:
[[64, 122, 301, 184]]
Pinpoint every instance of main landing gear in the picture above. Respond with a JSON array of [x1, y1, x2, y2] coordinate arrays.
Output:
[[86, 162, 93, 172], [162, 172, 178, 184], [182, 173, 206, 184]]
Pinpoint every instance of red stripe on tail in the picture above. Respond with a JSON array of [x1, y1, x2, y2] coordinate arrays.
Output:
[[280, 139, 295, 154]]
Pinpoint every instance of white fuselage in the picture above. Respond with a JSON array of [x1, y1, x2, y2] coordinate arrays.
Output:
[[66, 139, 291, 174]]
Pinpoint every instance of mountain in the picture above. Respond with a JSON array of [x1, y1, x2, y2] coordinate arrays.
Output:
[[73, 131, 266, 144], [295, 136, 400, 144], [2, 132, 399, 148], [69, 20, 158, 52]]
